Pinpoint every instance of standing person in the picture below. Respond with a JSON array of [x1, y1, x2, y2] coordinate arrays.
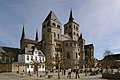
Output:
[[67, 68, 71, 79], [75, 69, 80, 79]]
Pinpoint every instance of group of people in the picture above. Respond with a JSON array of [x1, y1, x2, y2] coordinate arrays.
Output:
[[67, 68, 80, 79]]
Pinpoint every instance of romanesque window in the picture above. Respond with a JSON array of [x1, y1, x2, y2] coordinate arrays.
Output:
[[57, 34, 59, 39], [77, 34, 78, 36], [54, 33, 56, 37], [52, 23, 56, 26], [74, 25, 75, 29], [47, 28, 51, 32], [76, 52, 78, 59], [67, 52, 70, 59], [74, 32, 75, 35], [76, 27, 78, 30], [57, 25, 60, 28]]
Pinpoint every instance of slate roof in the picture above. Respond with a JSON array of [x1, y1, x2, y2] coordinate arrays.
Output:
[[85, 44, 94, 49], [25, 39, 38, 44], [43, 11, 61, 24]]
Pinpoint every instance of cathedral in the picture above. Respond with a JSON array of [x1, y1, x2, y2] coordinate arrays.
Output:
[[20, 10, 94, 70]]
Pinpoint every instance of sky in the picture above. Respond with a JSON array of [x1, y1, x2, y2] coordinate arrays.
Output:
[[0, 0, 120, 60]]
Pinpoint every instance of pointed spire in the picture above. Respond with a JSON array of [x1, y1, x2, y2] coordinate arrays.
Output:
[[35, 29, 38, 41], [69, 9, 74, 22], [21, 24, 25, 39], [43, 11, 61, 24]]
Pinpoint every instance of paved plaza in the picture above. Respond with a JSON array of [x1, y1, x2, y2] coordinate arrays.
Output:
[[0, 72, 111, 80]]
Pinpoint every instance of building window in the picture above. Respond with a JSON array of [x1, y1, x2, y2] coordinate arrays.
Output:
[[27, 65, 29, 68], [31, 56, 33, 61], [66, 43, 68, 47], [27, 56, 29, 60], [69, 25, 71, 28], [74, 25, 75, 29], [39, 57, 41, 62], [54, 33, 56, 37], [52, 23, 56, 26], [76, 27, 78, 30], [74, 32, 75, 35], [39, 65, 41, 68], [57, 25, 60, 28], [42, 65, 44, 68], [42, 57, 44, 62], [67, 52, 70, 59], [70, 43, 72, 47], [31, 65, 33, 68], [35, 56, 37, 61], [47, 28, 51, 32], [76, 52, 78, 59], [57, 34, 59, 39], [77, 34, 78, 36]]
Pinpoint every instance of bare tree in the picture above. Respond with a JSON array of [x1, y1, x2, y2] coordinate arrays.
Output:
[[103, 50, 113, 57]]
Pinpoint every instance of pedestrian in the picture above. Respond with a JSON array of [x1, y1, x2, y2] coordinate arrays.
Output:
[[75, 69, 80, 79], [67, 68, 71, 79]]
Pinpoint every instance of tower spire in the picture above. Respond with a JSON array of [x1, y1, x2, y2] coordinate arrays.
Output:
[[35, 29, 38, 41], [21, 24, 25, 39], [69, 9, 74, 22]]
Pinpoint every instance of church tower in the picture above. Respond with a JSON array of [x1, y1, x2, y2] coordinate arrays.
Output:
[[42, 11, 62, 69], [78, 33, 85, 68], [64, 10, 79, 41]]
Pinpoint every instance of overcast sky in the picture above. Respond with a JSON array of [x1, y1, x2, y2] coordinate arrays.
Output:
[[0, 0, 120, 60]]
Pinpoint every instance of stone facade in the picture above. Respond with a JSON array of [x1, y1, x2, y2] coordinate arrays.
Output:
[[20, 10, 94, 70]]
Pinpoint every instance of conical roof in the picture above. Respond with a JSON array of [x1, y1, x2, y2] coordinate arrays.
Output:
[[69, 10, 74, 22], [35, 29, 38, 41], [43, 11, 61, 23], [21, 25, 25, 39]]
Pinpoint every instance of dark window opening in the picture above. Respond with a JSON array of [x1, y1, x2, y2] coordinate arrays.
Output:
[[52, 23, 56, 26], [47, 29, 51, 32], [57, 25, 60, 28], [67, 52, 70, 59], [57, 34, 59, 39], [76, 52, 78, 59], [54, 33, 56, 37], [69, 25, 71, 28], [66, 43, 68, 47]]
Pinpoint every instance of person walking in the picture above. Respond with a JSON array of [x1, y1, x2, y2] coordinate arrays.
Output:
[[75, 69, 80, 79], [67, 68, 71, 79]]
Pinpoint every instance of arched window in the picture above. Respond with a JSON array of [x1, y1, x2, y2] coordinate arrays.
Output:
[[76, 52, 78, 59], [67, 52, 70, 59], [57, 34, 59, 39], [54, 33, 56, 37]]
